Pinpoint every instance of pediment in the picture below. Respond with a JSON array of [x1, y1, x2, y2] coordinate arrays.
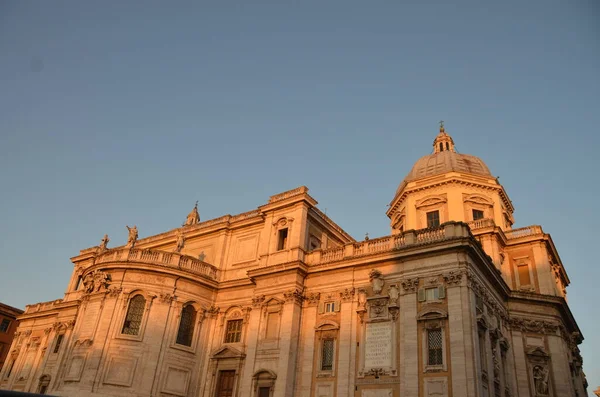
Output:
[[526, 346, 549, 358], [416, 195, 447, 209], [463, 194, 493, 206], [417, 307, 448, 321], [211, 345, 246, 360]]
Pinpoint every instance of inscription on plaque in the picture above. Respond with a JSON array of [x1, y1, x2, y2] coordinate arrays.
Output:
[[79, 300, 100, 339], [364, 322, 392, 369], [362, 388, 392, 397]]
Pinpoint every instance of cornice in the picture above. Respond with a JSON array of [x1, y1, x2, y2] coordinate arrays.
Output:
[[247, 261, 308, 281], [388, 177, 513, 219]]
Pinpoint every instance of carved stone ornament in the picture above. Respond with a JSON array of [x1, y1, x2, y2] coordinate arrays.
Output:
[[82, 270, 111, 293], [159, 293, 176, 304], [443, 270, 464, 286], [66, 320, 76, 329], [388, 284, 399, 306], [304, 292, 321, 306], [106, 287, 122, 298], [510, 317, 559, 335], [365, 368, 388, 378], [401, 277, 419, 293], [339, 288, 355, 302], [368, 298, 388, 319], [357, 289, 367, 310], [252, 295, 266, 307], [369, 269, 384, 294], [44, 328, 52, 335], [207, 305, 220, 317], [283, 288, 304, 305], [532, 364, 550, 395], [74, 339, 93, 347]]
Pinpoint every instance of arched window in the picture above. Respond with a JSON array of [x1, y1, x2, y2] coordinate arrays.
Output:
[[122, 294, 146, 335], [439, 142, 443, 152], [176, 304, 196, 346]]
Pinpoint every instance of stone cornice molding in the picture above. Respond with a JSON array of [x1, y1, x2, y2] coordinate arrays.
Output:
[[467, 270, 508, 320], [388, 177, 513, 218]]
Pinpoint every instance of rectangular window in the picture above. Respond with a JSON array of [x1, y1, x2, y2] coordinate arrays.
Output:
[[479, 329, 487, 371], [426, 211, 440, 228], [0, 319, 10, 333], [224, 319, 243, 343], [321, 339, 334, 371], [75, 276, 82, 291], [277, 228, 288, 251], [518, 263, 531, 286], [324, 302, 335, 313], [472, 209, 485, 220], [427, 329, 443, 366], [426, 288, 439, 301], [5, 359, 15, 378], [53, 334, 64, 353]]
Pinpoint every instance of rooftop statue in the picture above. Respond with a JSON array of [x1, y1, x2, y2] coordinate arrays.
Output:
[[126, 225, 138, 248]]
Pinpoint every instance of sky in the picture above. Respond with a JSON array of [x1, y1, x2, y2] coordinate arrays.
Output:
[[0, 0, 598, 393]]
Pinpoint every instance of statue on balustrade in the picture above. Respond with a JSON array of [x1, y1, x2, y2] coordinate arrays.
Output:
[[97, 234, 109, 253], [126, 225, 138, 248], [175, 229, 185, 253]]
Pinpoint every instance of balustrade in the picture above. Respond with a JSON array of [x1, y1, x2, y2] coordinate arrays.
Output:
[[95, 247, 217, 280]]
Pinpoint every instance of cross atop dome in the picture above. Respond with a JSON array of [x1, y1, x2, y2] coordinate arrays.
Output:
[[433, 121, 455, 153]]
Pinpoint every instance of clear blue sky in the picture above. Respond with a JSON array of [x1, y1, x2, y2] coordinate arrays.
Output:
[[1, 0, 598, 392]]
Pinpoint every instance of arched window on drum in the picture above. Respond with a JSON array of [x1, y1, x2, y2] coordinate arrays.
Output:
[[122, 294, 146, 335], [176, 304, 197, 346]]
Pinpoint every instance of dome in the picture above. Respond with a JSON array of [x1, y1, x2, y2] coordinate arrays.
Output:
[[395, 125, 493, 195]]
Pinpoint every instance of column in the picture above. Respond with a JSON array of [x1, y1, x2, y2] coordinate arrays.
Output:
[[273, 290, 303, 397], [294, 299, 318, 397], [510, 331, 530, 397], [336, 290, 354, 397], [240, 304, 262, 393], [447, 282, 477, 397], [399, 286, 418, 397]]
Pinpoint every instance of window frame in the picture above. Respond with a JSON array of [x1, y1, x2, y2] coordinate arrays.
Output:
[[426, 210, 441, 228], [175, 303, 197, 347], [315, 322, 339, 377], [426, 328, 443, 366], [224, 319, 243, 344], [52, 334, 64, 354], [0, 318, 11, 333], [115, 291, 153, 342], [277, 228, 289, 251], [472, 209, 485, 221]]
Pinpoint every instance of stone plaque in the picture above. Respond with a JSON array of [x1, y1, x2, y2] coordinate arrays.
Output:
[[362, 389, 392, 397], [364, 321, 392, 369]]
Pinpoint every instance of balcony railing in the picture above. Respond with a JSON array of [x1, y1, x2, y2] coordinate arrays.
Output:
[[467, 218, 496, 230], [504, 225, 543, 239], [304, 222, 471, 266], [95, 248, 218, 280]]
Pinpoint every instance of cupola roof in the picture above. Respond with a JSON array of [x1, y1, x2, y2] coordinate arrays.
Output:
[[395, 123, 493, 195]]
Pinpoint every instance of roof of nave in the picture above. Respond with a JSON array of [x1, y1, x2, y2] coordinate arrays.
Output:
[[76, 185, 354, 257]]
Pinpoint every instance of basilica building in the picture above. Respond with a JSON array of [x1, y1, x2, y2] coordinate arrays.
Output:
[[0, 126, 588, 397]]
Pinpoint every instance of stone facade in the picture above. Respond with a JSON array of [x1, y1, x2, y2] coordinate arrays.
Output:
[[0, 303, 23, 372], [0, 127, 588, 397]]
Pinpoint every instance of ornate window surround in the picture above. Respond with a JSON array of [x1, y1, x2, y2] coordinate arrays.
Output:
[[415, 195, 447, 229], [260, 298, 283, 345], [314, 320, 339, 378], [272, 217, 294, 252], [418, 308, 448, 373], [221, 306, 248, 345], [513, 255, 535, 292], [171, 301, 204, 353], [115, 290, 155, 342], [463, 194, 494, 221]]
